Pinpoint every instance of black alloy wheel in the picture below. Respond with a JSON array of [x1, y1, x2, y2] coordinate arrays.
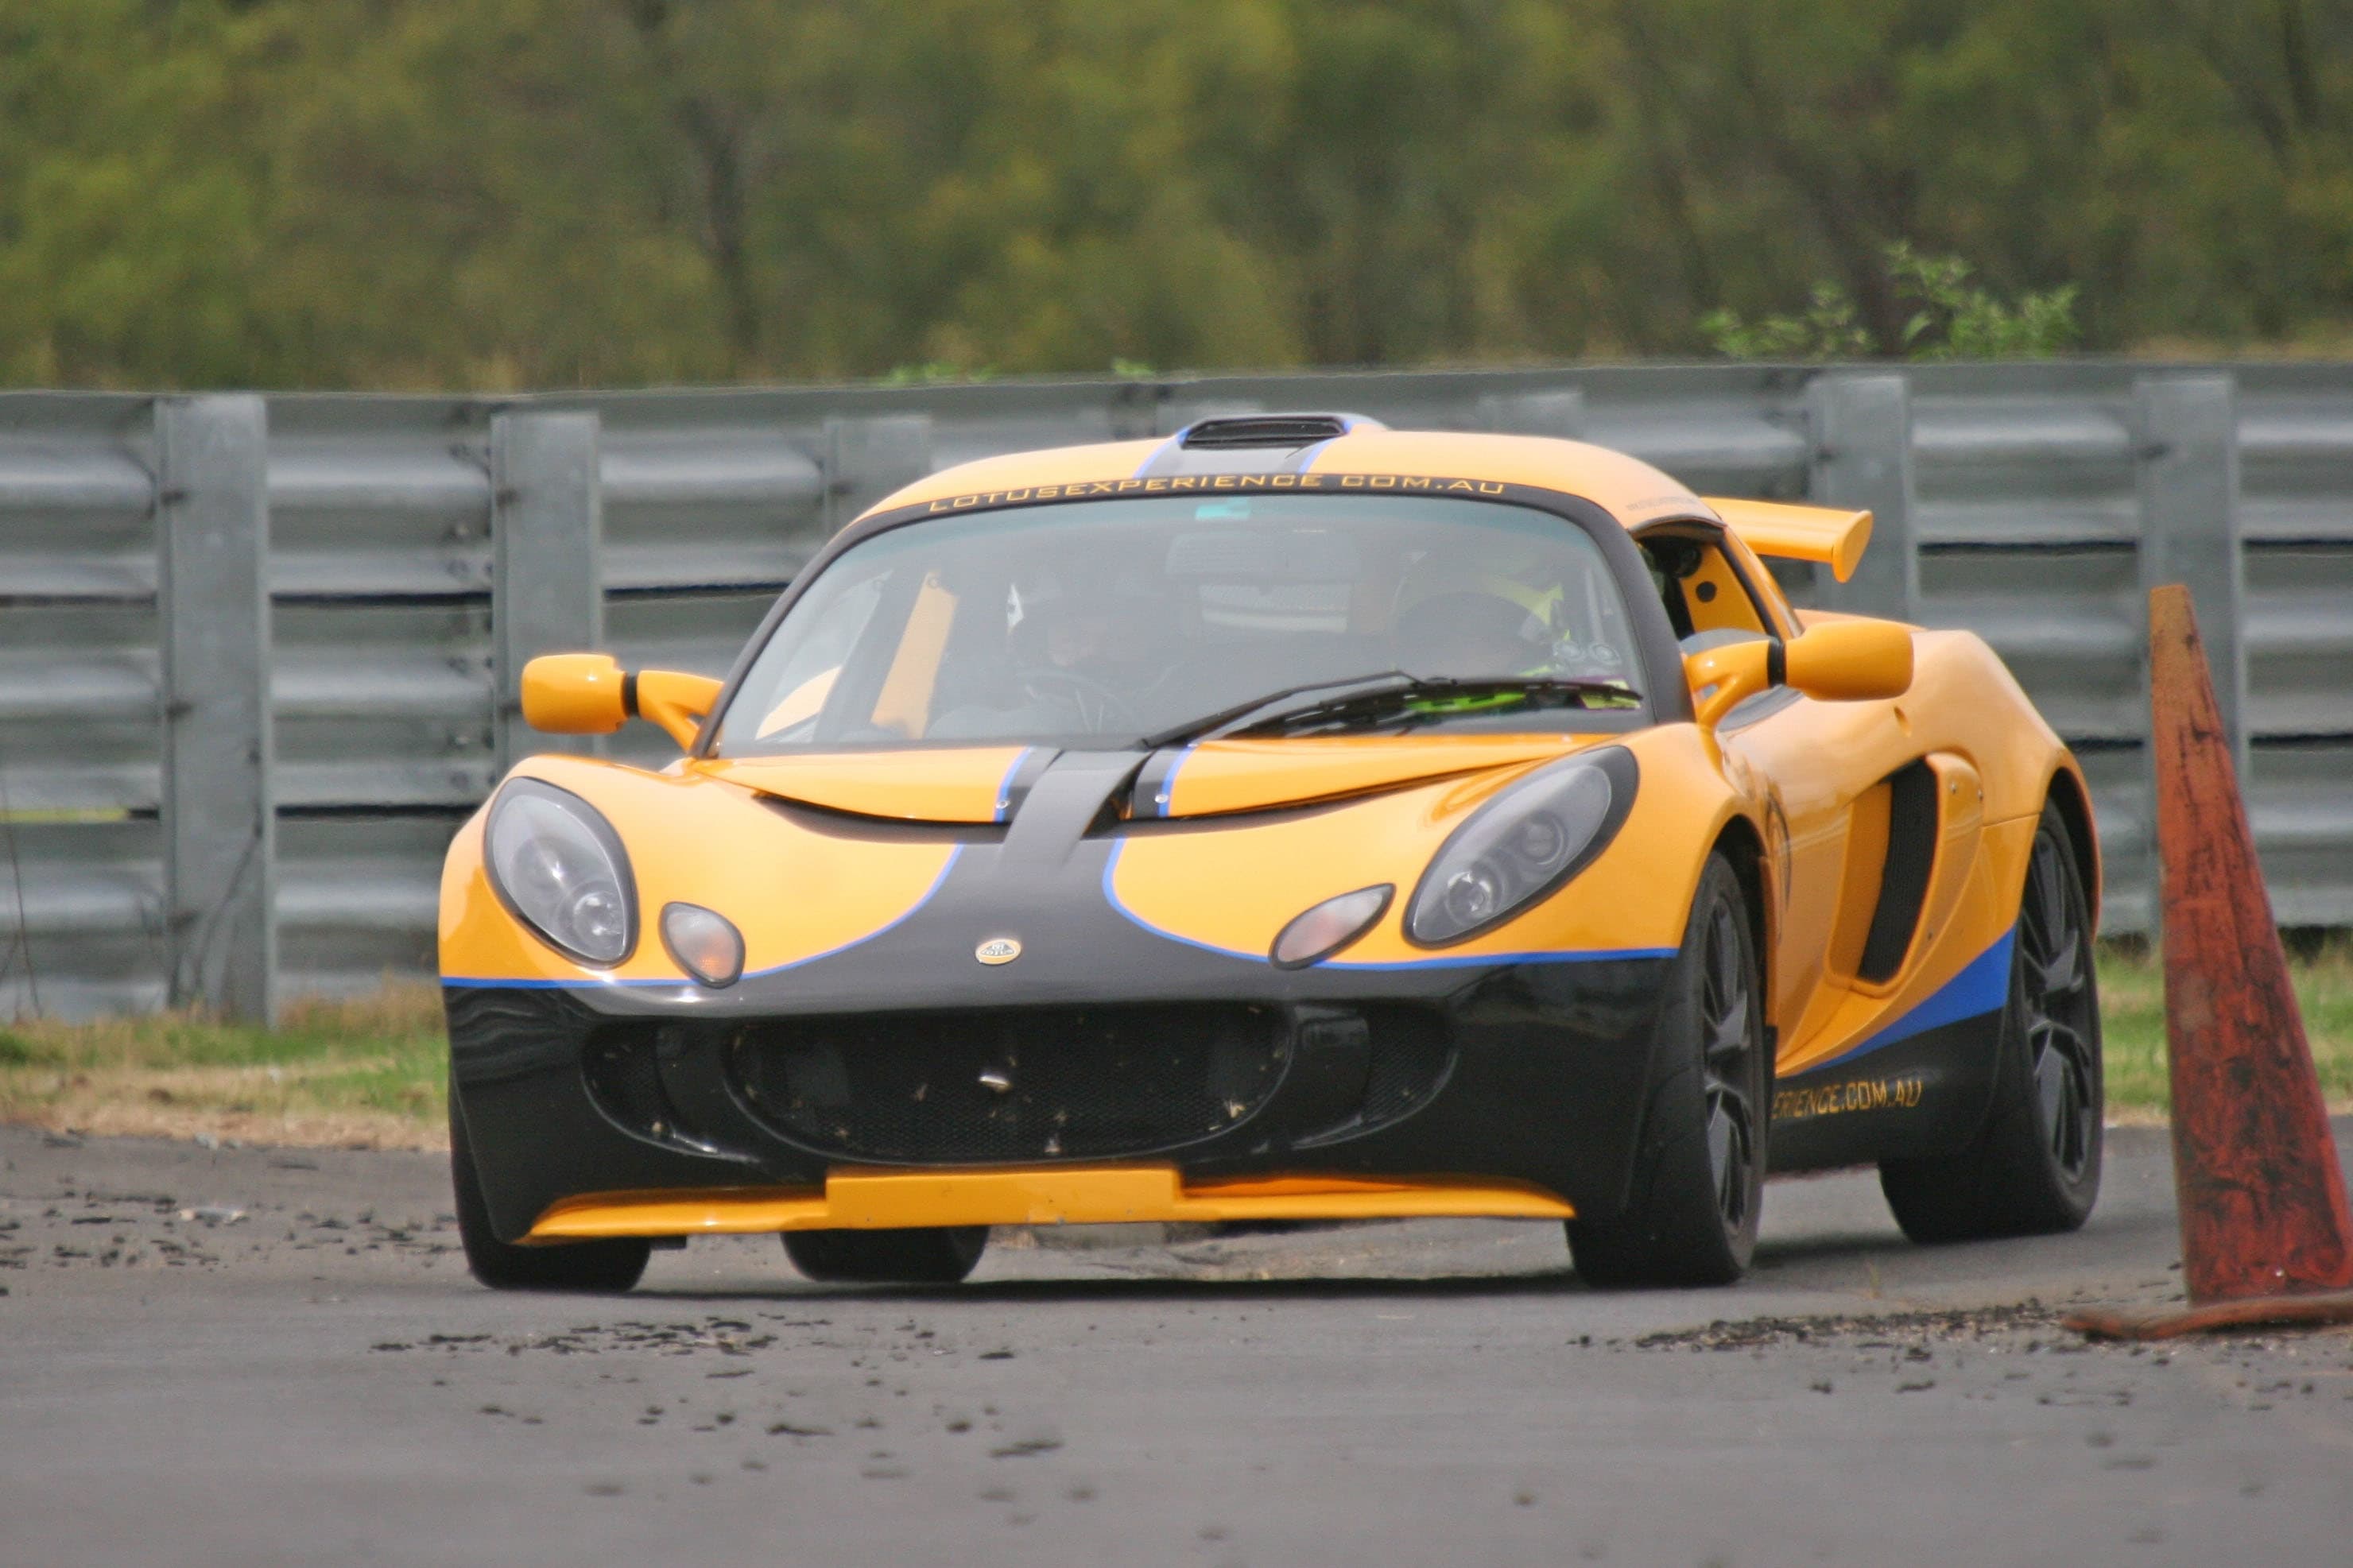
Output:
[[782, 1225, 990, 1285], [1880, 801, 2103, 1241], [448, 1079, 651, 1293], [2021, 817, 2101, 1184], [1698, 894, 1764, 1242], [1568, 853, 1767, 1287]]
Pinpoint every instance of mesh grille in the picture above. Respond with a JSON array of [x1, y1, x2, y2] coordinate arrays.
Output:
[[583, 1025, 691, 1142], [1358, 1006, 1453, 1126], [728, 1004, 1291, 1163]]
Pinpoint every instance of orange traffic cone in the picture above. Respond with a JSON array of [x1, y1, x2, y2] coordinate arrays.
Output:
[[2068, 586, 2353, 1339]]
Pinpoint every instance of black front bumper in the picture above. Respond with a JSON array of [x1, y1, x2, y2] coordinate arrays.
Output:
[[448, 953, 1677, 1243]]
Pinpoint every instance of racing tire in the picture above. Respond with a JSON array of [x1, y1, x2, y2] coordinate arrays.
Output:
[[449, 1082, 651, 1293], [1568, 853, 1768, 1287], [782, 1226, 990, 1285], [1878, 800, 2103, 1243]]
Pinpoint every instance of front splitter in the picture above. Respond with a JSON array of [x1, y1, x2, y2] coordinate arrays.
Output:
[[525, 1163, 1576, 1241]]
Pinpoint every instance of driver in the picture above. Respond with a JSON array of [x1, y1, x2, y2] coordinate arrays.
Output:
[[1394, 590, 1551, 676], [1041, 595, 1121, 677], [1390, 553, 1630, 684], [927, 574, 1164, 738]]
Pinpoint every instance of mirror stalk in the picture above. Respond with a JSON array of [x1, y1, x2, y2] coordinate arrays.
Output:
[[630, 668, 723, 750]]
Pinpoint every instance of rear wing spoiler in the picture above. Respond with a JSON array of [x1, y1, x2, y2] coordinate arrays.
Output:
[[1703, 498, 1874, 583]]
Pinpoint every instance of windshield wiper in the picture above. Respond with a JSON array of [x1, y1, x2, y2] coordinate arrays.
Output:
[[1236, 676, 1640, 738], [1138, 672, 1415, 751], [1139, 672, 1640, 750]]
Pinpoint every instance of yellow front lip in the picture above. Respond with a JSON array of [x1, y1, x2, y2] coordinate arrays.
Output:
[[525, 1164, 1575, 1241]]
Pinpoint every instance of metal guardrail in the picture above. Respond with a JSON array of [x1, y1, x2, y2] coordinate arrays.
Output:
[[2, 365, 2348, 1020]]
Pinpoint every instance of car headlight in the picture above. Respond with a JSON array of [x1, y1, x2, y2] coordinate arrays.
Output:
[[485, 778, 637, 966], [1405, 748, 1638, 946]]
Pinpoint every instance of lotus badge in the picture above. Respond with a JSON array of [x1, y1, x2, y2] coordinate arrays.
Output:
[[975, 936, 1021, 966]]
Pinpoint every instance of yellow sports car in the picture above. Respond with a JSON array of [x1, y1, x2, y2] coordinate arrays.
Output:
[[440, 413, 2103, 1291]]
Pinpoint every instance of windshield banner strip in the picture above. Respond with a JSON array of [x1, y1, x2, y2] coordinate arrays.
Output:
[[918, 472, 1512, 514]]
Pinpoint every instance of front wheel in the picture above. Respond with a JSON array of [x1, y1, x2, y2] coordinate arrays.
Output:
[[449, 1083, 650, 1292], [782, 1226, 990, 1285], [1878, 800, 2103, 1241], [1568, 854, 1768, 1287]]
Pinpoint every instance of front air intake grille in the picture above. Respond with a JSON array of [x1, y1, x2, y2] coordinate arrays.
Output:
[[581, 1023, 716, 1152], [727, 1004, 1290, 1163], [1357, 1005, 1455, 1127], [1178, 413, 1369, 450]]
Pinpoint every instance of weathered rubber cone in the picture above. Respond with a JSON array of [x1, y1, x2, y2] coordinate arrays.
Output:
[[2068, 585, 2353, 1339]]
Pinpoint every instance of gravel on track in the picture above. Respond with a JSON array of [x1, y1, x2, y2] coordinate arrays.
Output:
[[3, 1121, 2351, 1566]]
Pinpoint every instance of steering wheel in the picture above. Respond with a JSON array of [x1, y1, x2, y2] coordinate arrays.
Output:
[[1018, 668, 1145, 735]]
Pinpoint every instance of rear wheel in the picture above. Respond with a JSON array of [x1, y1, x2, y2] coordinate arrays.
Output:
[[1878, 800, 2103, 1241], [782, 1226, 990, 1285], [450, 1083, 650, 1292], [1568, 854, 1767, 1287]]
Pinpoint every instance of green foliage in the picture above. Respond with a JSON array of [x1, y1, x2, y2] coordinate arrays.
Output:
[[1700, 285, 1872, 362], [1885, 243, 2081, 360], [1703, 243, 2082, 361], [880, 363, 998, 386], [0, 0, 2345, 388]]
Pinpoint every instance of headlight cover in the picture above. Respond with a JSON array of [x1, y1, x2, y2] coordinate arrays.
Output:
[[1405, 747, 1638, 947], [484, 778, 638, 966]]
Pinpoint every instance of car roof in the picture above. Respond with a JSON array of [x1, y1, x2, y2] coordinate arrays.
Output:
[[859, 425, 1713, 530]]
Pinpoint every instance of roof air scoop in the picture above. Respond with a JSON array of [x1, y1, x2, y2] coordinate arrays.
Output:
[[1177, 412, 1383, 451]]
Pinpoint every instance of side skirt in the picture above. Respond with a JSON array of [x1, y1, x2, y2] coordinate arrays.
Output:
[[1766, 1008, 2004, 1174]]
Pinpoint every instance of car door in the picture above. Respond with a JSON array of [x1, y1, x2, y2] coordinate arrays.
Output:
[[1641, 524, 1931, 1070]]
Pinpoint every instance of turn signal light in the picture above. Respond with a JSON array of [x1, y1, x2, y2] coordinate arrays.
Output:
[[661, 902, 744, 988], [1270, 885, 1393, 970]]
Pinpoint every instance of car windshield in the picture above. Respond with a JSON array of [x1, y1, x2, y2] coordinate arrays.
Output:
[[713, 493, 1649, 754]]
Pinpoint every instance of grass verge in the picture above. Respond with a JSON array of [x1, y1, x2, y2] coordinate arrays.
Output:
[[0, 984, 448, 1150], [2, 946, 2351, 1151], [2098, 938, 2353, 1121]]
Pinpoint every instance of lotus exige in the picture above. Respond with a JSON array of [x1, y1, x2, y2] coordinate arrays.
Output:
[[440, 413, 2103, 1291]]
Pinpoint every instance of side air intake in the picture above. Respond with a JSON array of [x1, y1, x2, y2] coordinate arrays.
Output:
[[1178, 412, 1382, 450]]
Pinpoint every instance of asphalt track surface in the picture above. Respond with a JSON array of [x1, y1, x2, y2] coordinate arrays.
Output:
[[4, 1122, 2352, 1567]]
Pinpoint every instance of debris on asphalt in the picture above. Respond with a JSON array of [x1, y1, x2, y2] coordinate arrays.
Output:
[[990, 1438, 1063, 1459], [1630, 1303, 2065, 1353]]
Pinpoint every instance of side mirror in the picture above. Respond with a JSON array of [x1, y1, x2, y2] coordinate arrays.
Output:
[[1684, 621, 1913, 727], [521, 653, 723, 750], [1784, 620, 1913, 703]]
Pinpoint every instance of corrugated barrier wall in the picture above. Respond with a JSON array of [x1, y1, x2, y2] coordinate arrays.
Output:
[[2, 364, 2348, 1019]]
